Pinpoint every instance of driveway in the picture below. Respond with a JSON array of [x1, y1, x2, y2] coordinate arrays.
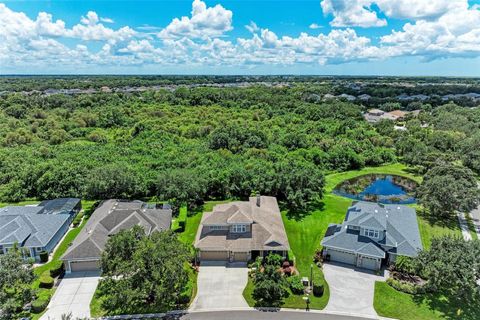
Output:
[[190, 261, 249, 311], [41, 271, 100, 320], [323, 262, 386, 317]]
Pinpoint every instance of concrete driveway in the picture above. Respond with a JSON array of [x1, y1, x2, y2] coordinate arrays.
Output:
[[41, 271, 100, 320], [190, 261, 249, 311], [323, 262, 386, 317]]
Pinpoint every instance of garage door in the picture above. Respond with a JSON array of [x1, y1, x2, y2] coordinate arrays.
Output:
[[70, 260, 100, 272], [233, 252, 249, 262], [359, 256, 379, 270], [328, 249, 356, 265], [200, 251, 229, 261]]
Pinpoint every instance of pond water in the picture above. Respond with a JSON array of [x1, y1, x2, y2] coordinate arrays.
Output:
[[333, 174, 418, 204]]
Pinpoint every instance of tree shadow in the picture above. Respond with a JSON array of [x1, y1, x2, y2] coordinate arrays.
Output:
[[284, 201, 325, 221], [418, 209, 459, 230], [412, 292, 480, 320]]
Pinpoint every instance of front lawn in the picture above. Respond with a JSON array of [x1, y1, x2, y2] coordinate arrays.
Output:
[[374, 282, 480, 320]]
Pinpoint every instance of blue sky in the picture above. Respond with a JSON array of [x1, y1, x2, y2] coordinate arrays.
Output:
[[1, 0, 480, 75]]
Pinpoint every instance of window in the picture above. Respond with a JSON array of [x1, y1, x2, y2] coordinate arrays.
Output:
[[210, 225, 223, 230], [363, 229, 379, 238], [232, 224, 246, 233]]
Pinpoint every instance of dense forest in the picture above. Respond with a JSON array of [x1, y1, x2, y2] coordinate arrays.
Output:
[[0, 77, 479, 210]]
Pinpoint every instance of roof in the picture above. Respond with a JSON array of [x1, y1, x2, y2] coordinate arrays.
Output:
[[0, 211, 70, 247], [38, 198, 81, 214], [387, 110, 408, 118], [61, 200, 172, 261], [194, 196, 290, 252], [322, 201, 422, 258]]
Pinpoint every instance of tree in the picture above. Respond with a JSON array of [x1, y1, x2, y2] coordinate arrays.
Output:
[[417, 164, 479, 219], [99, 226, 191, 314], [84, 165, 144, 200], [0, 247, 35, 319], [416, 237, 480, 302], [252, 265, 289, 307]]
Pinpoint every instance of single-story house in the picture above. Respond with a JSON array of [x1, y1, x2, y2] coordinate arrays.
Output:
[[194, 196, 290, 262], [0, 198, 81, 261], [62, 199, 172, 273], [321, 201, 422, 271]]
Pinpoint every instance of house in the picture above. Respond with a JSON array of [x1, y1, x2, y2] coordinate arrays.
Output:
[[0, 198, 81, 261], [194, 196, 290, 262], [321, 201, 422, 271], [62, 199, 172, 273]]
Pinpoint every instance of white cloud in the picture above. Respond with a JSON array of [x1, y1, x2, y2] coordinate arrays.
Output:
[[158, 0, 233, 39], [309, 23, 323, 29], [245, 21, 259, 33], [100, 17, 114, 24], [380, 3, 480, 58], [321, 0, 387, 28]]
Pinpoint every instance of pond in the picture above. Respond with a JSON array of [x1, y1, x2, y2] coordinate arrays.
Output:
[[333, 174, 418, 204]]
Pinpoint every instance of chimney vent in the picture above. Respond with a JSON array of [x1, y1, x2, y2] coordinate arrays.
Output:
[[256, 195, 261, 207]]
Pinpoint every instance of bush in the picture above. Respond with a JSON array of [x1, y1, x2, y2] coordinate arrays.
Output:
[[394, 256, 417, 275], [31, 298, 49, 313], [39, 250, 48, 263], [39, 272, 54, 289], [49, 260, 64, 278], [312, 284, 324, 297], [282, 261, 290, 268], [287, 275, 304, 295], [283, 267, 292, 276], [264, 253, 283, 267], [386, 277, 422, 294], [72, 212, 84, 227]]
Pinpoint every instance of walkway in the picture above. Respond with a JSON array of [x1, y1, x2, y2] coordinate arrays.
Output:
[[468, 205, 480, 239], [457, 212, 473, 241]]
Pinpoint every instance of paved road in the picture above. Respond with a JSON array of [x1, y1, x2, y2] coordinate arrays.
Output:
[[178, 310, 378, 320], [457, 212, 473, 241]]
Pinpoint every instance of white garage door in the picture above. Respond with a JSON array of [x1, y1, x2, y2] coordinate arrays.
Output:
[[70, 260, 100, 272], [328, 249, 356, 265], [359, 256, 379, 270], [200, 251, 229, 261]]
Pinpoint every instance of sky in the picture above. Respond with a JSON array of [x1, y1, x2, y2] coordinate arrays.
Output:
[[1, 0, 480, 75]]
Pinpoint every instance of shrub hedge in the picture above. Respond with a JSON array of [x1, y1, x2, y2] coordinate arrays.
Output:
[[39, 250, 48, 263], [31, 298, 50, 313], [288, 275, 305, 295], [39, 272, 54, 289], [313, 284, 324, 297], [49, 260, 64, 278]]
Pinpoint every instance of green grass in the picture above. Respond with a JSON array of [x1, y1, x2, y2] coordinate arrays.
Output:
[[417, 214, 463, 249], [177, 200, 230, 246], [374, 282, 480, 320], [0, 200, 40, 207]]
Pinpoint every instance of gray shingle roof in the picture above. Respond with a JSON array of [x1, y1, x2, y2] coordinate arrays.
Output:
[[62, 200, 172, 261], [0, 211, 70, 247], [322, 201, 422, 258]]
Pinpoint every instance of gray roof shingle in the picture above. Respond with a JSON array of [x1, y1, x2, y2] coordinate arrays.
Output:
[[322, 201, 422, 258], [62, 200, 172, 261]]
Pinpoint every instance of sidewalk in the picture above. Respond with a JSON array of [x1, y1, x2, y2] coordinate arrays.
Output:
[[468, 205, 480, 239], [457, 212, 472, 241]]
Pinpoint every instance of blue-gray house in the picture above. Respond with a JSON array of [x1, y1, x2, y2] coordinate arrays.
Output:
[[0, 198, 81, 261], [321, 201, 422, 270]]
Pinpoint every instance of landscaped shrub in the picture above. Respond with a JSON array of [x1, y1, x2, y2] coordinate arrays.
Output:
[[31, 298, 50, 313], [394, 256, 417, 275], [49, 260, 64, 278], [287, 249, 296, 266], [282, 261, 290, 268], [287, 275, 304, 295], [39, 250, 48, 263], [283, 267, 292, 276], [39, 272, 54, 289], [72, 213, 83, 227], [312, 284, 324, 297], [386, 277, 423, 294], [264, 253, 283, 267]]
